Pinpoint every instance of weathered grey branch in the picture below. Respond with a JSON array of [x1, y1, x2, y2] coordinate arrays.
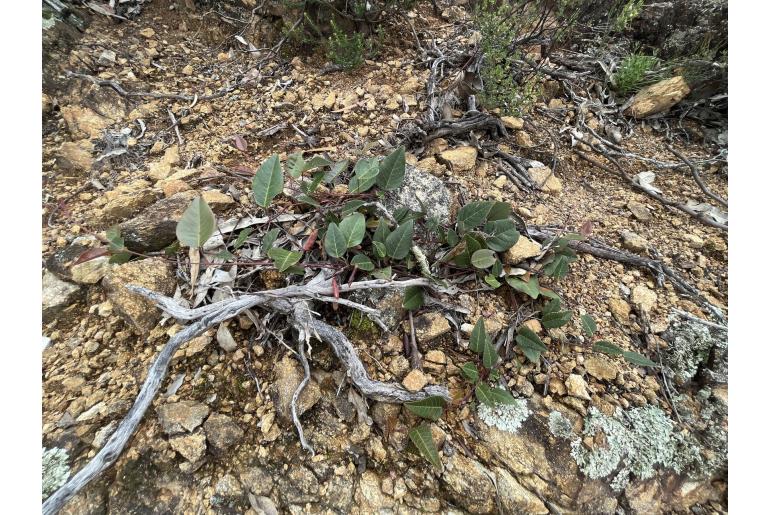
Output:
[[44, 276, 448, 514], [528, 226, 726, 324]]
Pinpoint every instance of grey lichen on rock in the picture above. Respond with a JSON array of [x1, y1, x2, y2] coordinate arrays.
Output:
[[383, 164, 455, 228], [662, 312, 727, 384], [558, 406, 710, 491], [548, 410, 574, 439], [478, 398, 531, 433], [43, 447, 70, 500]]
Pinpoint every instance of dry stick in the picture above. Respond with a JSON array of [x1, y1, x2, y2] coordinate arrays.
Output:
[[527, 226, 726, 325], [574, 149, 728, 231], [167, 108, 183, 146], [43, 278, 448, 514], [666, 145, 727, 208], [408, 311, 422, 369], [65, 71, 256, 103]]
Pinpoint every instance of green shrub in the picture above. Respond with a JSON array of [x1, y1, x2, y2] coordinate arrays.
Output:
[[612, 0, 643, 32], [474, 0, 542, 115], [611, 53, 662, 96], [327, 21, 366, 70]]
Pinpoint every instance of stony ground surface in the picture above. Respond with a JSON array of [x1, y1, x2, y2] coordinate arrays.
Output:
[[42, 2, 727, 514]]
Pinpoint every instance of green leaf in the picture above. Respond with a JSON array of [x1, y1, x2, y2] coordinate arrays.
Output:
[[285, 152, 306, 178], [622, 351, 658, 367], [262, 228, 280, 251], [474, 383, 498, 407], [542, 298, 562, 316], [506, 276, 540, 299], [215, 249, 236, 260], [408, 424, 441, 469], [539, 287, 561, 301], [373, 218, 391, 244], [516, 327, 548, 363], [581, 315, 597, 337], [349, 158, 379, 193], [340, 200, 365, 217], [385, 220, 414, 260], [295, 193, 320, 207], [252, 154, 283, 208], [482, 337, 499, 369], [324, 160, 348, 183], [267, 248, 303, 272], [163, 241, 181, 256], [106, 226, 125, 250], [339, 213, 366, 248], [109, 251, 131, 264], [486, 201, 512, 221], [445, 229, 459, 247], [233, 227, 253, 249], [306, 172, 325, 194], [176, 197, 216, 248], [476, 383, 516, 406], [372, 241, 387, 258], [542, 310, 572, 329], [351, 253, 375, 271], [471, 249, 497, 269], [485, 220, 520, 252], [372, 266, 392, 280], [305, 155, 332, 170], [403, 286, 424, 310], [457, 201, 495, 229], [404, 396, 445, 420], [469, 318, 486, 354], [376, 145, 406, 190], [460, 362, 480, 382], [593, 340, 624, 356], [324, 223, 347, 258], [543, 253, 574, 278], [484, 274, 502, 289]]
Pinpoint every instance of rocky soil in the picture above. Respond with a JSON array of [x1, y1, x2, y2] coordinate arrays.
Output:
[[42, 2, 727, 513]]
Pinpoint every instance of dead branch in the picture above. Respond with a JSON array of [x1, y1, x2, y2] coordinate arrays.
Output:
[[574, 149, 728, 231], [425, 111, 508, 143], [65, 70, 261, 104], [43, 276, 449, 514], [666, 145, 727, 208], [527, 226, 726, 324]]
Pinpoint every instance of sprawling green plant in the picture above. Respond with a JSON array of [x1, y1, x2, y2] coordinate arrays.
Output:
[[97, 147, 660, 469]]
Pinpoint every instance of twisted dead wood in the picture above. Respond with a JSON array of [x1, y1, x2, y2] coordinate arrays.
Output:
[[43, 277, 449, 514]]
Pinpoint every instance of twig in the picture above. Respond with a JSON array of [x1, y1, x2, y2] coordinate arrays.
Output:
[[167, 108, 183, 146], [291, 314, 315, 455], [408, 311, 422, 369], [574, 149, 727, 231], [666, 145, 727, 208], [527, 226, 726, 324]]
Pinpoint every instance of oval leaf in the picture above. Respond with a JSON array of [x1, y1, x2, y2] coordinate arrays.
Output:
[[339, 213, 366, 248], [385, 220, 414, 260], [404, 396, 445, 420], [581, 314, 597, 337], [593, 340, 624, 356], [460, 362, 480, 382], [351, 253, 375, 271], [471, 249, 497, 269], [267, 247, 303, 272], [408, 424, 441, 469], [403, 286, 424, 310], [376, 145, 406, 190], [176, 197, 216, 248], [469, 318, 486, 354], [324, 223, 347, 258], [252, 154, 283, 207]]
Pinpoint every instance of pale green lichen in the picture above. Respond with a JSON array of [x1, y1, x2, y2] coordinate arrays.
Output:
[[563, 406, 707, 491], [478, 399, 531, 433], [43, 447, 70, 499], [548, 410, 574, 439]]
